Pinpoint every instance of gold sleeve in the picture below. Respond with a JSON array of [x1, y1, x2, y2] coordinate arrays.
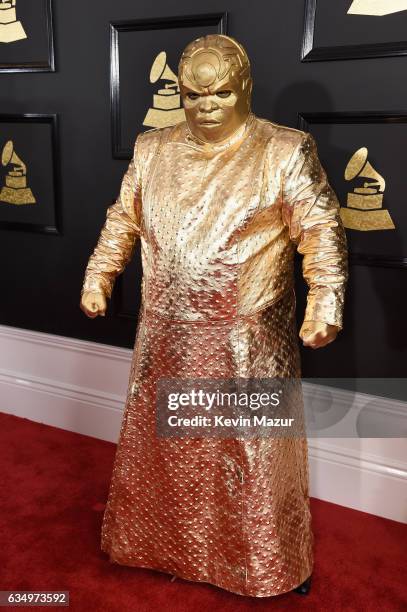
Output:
[[81, 135, 143, 299], [282, 132, 349, 329]]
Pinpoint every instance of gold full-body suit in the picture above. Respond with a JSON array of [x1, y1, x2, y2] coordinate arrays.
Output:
[[82, 112, 348, 596]]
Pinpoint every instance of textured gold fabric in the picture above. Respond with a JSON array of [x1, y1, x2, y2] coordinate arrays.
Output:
[[82, 112, 348, 597]]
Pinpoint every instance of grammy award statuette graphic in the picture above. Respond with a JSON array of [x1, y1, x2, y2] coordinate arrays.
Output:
[[0, 0, 27, 44], [347, 0, 407, 16], [340, 147, 394, 231], [143, 51, 186, 129], [0, 140, 36, 205]]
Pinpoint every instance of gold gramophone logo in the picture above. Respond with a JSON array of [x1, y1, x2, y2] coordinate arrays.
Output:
[[340, 147, 395, 231], [143, 51, 186, 129], [0, 1, 27, 43], [347, 1, 407, 16], [0, 140, 36, 205]]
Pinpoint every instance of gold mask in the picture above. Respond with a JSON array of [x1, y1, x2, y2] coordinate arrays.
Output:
[[178, 34, 253, 144]]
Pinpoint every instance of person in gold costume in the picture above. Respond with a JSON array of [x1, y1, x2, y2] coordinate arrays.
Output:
[[80, 34, 348, 598]]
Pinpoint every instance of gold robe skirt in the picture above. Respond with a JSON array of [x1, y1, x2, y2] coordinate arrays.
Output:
[[82, 112, 348, 597]]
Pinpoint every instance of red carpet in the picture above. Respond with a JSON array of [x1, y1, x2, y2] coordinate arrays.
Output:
[[0, 411, 406, 611]]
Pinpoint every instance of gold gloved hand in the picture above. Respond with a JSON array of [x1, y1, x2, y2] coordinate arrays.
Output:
[[299, 320, 340, 349], [80, 291, 107, 319]]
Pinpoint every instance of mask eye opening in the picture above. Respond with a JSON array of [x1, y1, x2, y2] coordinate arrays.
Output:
[[216, 90, 232, 98], [186, 92, 200, 101]]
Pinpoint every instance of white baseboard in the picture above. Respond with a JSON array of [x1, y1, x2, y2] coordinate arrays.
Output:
[[0, 324, 406, 524]]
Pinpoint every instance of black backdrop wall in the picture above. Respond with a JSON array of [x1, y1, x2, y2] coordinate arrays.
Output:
[[0, 1, 406, 396]]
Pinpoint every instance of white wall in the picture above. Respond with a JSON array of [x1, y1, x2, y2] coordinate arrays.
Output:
[[0, 324, 406, 523]]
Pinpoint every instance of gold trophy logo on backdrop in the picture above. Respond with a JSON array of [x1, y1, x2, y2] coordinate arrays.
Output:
[[347, 0, 407, 16], [0, 0, 27, 43], [0, 140, 36, 205], [143, 51, 186, 128], [340, 146, 395, 230]]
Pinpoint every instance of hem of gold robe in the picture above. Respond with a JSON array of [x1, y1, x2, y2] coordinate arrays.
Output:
[[100, 546, 314, 598]]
